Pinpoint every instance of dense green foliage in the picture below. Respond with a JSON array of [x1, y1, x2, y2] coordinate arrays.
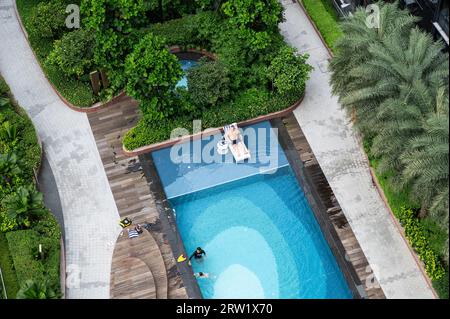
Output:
[[6, 225, 60, 292], [301, 0, 343, 50], [47, 29, 95, 78], [187, 59, 230, 109], [397, 207, 445, 280], [123, 88, 301, 149], [124, 33, 183, 119], [222, 0, 283, 50], [330, 1, 449, 297], [120, 5, 311, 149], [433, 270, 449, 299], [267, 46, 313, 94], [28, 0, 68, 39], [16, 279, 60, 299], [0, 232, 19, 299], [0, 77, 61, 298], [16, 0, 97, 107], [82, 0, 148, 90]]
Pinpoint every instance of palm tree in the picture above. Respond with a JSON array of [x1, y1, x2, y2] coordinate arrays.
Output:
[[16, 279, 60, 299], [340, 27, 448, 133], [370, 84, 448, 175], [4, 185, 46, 227], [329, 1, 419, 121], [401, 91, 449, 223], [0, 152, 22, 186]]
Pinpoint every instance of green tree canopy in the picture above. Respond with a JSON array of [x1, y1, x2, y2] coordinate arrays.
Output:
[[81, 0, 148, 88], [47, 28, 96, 78], [221, 0, 283, 50], [124, 33, 183, 119], [267, 46, 313, 95], [29, 0, 68, 39], [187, 59, 230, 108]]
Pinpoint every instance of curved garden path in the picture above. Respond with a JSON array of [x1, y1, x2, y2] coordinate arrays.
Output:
[[0, 0, 121, 298], [280, 0, 434, 298]]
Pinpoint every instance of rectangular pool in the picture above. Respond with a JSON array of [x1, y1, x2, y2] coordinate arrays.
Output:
[[151, 121, 352, 298]]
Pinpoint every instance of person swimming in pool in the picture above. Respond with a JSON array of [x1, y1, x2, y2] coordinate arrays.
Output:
[[189, 247, 206, 261], [194, 272, 209, 279]]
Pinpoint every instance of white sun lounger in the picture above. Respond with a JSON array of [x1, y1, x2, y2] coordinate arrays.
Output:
[[223, 123, 251, 163]]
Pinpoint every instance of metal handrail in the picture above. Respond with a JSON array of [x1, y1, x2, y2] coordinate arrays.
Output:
[[0, 267, 7, 299]]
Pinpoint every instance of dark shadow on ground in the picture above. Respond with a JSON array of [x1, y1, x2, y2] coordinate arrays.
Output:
[[38, 150, 65, 238]]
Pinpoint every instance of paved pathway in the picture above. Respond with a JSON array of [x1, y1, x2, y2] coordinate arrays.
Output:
[[279, 0, 434, 298], [0, 0, 121, 298]]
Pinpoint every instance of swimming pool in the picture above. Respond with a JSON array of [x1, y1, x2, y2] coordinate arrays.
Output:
[[177, 60, 197, 88], [151, 122, 352, 299]]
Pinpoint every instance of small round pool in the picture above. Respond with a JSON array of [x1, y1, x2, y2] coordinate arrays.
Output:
[[176, 59, 198, 88]]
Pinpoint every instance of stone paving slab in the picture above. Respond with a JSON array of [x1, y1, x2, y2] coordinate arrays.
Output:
[[279, 0, 434, 298], [0, 0, 121, 299]]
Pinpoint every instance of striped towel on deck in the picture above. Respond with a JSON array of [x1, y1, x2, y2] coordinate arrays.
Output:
[[128, 229, 139, 239]]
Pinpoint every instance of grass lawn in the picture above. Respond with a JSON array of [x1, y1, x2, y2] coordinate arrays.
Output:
[[0, 233, 20, 299], [16, 0, 97, 107], [301, 0, 343, 51]]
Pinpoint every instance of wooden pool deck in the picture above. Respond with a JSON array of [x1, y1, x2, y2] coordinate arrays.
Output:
[[87, 95, 188, 299], [280, 114, 386, 299]]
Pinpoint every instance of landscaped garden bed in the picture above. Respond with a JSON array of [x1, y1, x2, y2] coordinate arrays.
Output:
[[16, 0, 98, 107], [300, 0, 343, 51], [0, 76, 61, 299]]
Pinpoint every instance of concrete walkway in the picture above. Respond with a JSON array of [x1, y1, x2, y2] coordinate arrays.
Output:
[[279, 0, 434, 298], [0, 0, 121, 298]]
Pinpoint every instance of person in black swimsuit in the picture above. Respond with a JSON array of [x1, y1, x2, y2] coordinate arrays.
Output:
[[189, 247, 206, 261]]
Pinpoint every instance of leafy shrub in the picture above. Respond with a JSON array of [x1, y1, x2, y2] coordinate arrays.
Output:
[[0, 210, 19, 233], [0, 152, 22, 188], [433, 269, 449, 299], [221, 0, 283, 50], [29, 0, 68, 39], [124, 33, 183, 119], [16, 279, 60, 299], [267, 46, 313, 95], [3, 185, 46, 229], [150, 15, 200, 48], [47, 28, 95, 78], [397, 207, 445, 280], [187, 59, 230, 108], [82, 0, 148, 90]]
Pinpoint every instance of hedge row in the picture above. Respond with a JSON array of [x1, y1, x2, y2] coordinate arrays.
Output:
[[397, 207, 445, 280], [301, 0, 343, 51], [123, 88, 302, 150], [5, 214, 60, 288]]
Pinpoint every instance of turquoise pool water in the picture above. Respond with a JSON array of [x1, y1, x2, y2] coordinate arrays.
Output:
[[152, 121, 352, 299], [177, 60, 197, 88]]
